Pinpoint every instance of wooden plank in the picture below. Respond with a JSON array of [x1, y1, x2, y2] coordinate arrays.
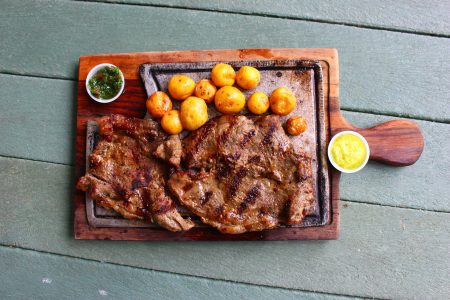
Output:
[[0, 74, 75, 165], [1, 1, 450, 121], [0, 157, 449, 299], [0, 247, 356, 300], [0, 74, 448, 212], [96, 0, 450, 36]]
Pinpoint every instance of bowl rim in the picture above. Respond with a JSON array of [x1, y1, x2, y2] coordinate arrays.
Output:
[[327, 130, 370, 174], [85, 63, 125, 104]]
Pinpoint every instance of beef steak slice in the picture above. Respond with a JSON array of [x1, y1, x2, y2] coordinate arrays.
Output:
[[77, 114, 193, 231], [154, 135, 182, 168], [168, 115, 314, 234]]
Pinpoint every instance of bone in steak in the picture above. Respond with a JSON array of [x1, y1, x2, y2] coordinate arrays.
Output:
[[168, 115, 314, 234], [76, 114, 194, 231]]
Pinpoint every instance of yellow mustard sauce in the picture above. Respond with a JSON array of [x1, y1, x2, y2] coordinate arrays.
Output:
[[331, 133, 367, 170]]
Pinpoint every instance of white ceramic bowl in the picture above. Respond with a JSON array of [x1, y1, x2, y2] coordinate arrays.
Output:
[[327, 130, 370, 173], [85, 63, 125, 103]]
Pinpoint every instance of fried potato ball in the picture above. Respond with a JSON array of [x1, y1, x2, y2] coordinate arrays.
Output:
[[180, 96, 208, 131], [146, 91, 173, 118], [167, 75, 195, 100], [194, 79, 217, 104], [211, 63, 236, 87], [161, 110, 183, 135], [269, 87, 296, 116], [286, 116, 307, 136], [236, 66, 260, 90], [214, 86, 246, 115], [247, 92, 269, 115]]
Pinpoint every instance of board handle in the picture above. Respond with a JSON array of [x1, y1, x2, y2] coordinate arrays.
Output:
[[331, 113, 424, 167]]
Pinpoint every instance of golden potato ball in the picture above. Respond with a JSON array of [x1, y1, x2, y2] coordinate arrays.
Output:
[[180, 96, 209, 131], [269, 87, 296, 116], [236, 66, 260, 90], [214, 86, 246, 115], [211, 63, 236, 87], [167, 75, 195, 100], [161, 110, 183, 135], [247, 92, 269, 115], [194, 79, 217, 104], [286, 116, 307, 136], [146, 91, 173, 119]]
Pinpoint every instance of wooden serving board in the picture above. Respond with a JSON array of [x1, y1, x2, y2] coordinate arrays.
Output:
[[75, 48, 424, 241]]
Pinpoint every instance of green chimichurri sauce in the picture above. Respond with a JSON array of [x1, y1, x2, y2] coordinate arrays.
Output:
[[88, 66, 123, 99]]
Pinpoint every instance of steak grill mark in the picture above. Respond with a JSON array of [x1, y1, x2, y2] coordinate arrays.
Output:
[[185, 120, 216, 164], [262, 123, 276, 145], [217, 117, 238, 148], [229, 168, 248, 198], [216, 159, 231, 179], [239, 129, 256, 147], [200, 191, 213, 205], [237, 185, 261, 214]]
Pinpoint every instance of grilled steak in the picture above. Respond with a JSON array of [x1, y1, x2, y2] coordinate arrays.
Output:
[[154, 135, 182, 168], [168, 115, 314, 234], [77, 114, 194, 231]]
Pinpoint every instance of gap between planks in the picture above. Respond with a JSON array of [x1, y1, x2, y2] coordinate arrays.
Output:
[[1, 71, 449, 124], [0, 152, 445, 217], [0, 154, 445, 214], [341, 199, 450, 214], [74, 0, 450, 38], [0, 70, 76, 82], [339, 107, 450, 125], [0, 244, 372, 299], [0, 154, 73, 167]]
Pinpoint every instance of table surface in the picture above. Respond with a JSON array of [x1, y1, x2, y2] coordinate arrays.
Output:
[[1, 1, 449, 299]]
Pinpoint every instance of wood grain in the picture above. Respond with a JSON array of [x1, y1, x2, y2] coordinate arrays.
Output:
[[96, 0, 450, 36], [1, 156, 449, 299], [330, 98, 424, 166], [1, 0, 450, 121]]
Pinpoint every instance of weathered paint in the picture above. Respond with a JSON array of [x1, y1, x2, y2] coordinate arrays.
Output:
[[0, 246, 355, 300], [0, 1, 449, 121], [0, 1, 449, 299], [98, 0, 450, 36], [0, 157, 449, 298]]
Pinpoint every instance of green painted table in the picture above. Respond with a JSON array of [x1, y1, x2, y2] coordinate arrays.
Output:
[[1, 1, 449, 299]]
